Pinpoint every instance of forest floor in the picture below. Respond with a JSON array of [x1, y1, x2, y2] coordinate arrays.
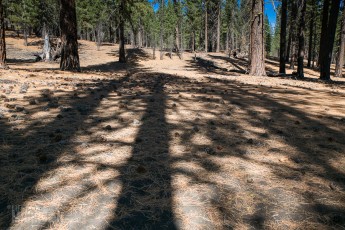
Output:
[[1, 36, 345, 230]]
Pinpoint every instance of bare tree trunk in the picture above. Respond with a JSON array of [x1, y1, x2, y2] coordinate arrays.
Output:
[[307, 0, 315, 67], [297, 0, 307, 78], [160, 0, 164, 60], [0, 0, 7, 68], [119, 0, 126, 63], [205, 0, 208, 53], [23, 27, 28, 46], [318, 0, 330, 67], [279, 0, 287, 74], [96, 23, 103, 51], [320, 0, 341, 80], [249, 0, 266, 76], [216, 1, 221, 53], [42, 24, 52, 61], [335, 6, 345, 77], [59, 0, 80, 71], [312, 21, 317, 68]]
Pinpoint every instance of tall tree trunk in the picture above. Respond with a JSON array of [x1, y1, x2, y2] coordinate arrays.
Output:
[[205, 0, 208, 53], [320, 0, 341, 80], [23, 27, 28, 46], [318, 0, 330, 67], [335, 6, 345, 77], [0, 0, 6, 68], [160, 0, 164, 60], [173, 0, 181, 57], [119, 0, 126, 63], [42, 24, 52, 61], [59, 0, 80, 71], [307, 0, 315, 67], [312, 21, 317, 68], [216, 0, 221, 53], [297, 0, 307, 78], [249, 0, 266, 76], [289, 1, 298, 69], [279, 0, 287, 74]]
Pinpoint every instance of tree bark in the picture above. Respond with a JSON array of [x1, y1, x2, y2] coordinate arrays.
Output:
[[297, 0, 307, 78], [249, 0, 266, 76], [307, 0, 315, 67], [42, 24, 52, 61], [119, 0, 126, 63], [320, 0, 341, 80], [0, 0, 6, 68], [216, 0, 221, 53], [279, 0, 287, 74], [59, 0, 80, 71], [160, 0, 164, 60], [335, 6, 345, 77], [318, 0, 330, 67], [205, 0, 208, 53]]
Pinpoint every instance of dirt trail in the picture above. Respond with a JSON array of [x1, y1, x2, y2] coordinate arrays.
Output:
[[0, 37, 345, 229]]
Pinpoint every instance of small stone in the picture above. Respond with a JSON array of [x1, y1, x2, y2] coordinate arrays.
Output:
[[56, 114, 63, 119], [247, 138, 254, 144], [329, 182, 339, 191], [193, 126, 199, 132], [105, 125, 112, 131], [247, 178, 254, 183], [174, 132, 180, 137], [19, 83, 29, 93], [29, 99, 38, 105], [15, 105, 24, 112], [133, 119, 141, 126]]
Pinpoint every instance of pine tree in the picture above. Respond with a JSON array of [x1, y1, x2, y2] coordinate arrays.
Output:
[[296, 0, 307, 78], [279, 0, 287, 74], [249, 0, 266, 76], [0, 0, 6, 68], [60, 0, 80, 71], [335, 6, 345, 78], [319, 0, 341, 80]]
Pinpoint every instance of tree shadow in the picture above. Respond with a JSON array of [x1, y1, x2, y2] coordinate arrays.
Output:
[[107, 73, 177, 229]]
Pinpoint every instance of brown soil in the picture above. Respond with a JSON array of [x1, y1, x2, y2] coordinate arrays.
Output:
[[1, 36, 345, 229]]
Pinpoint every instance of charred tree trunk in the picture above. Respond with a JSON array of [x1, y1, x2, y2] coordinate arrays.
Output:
[[335, 6, 345, 77], [320, 0, 341, 80], [279, 0, 287, 74], [119, 0, 126, 63], [0, 0, 6, 68], [249, 0, 266, 76], [59, 0, 80, 71], [297, 0, 307, 78], [307, 0, 315, 67]]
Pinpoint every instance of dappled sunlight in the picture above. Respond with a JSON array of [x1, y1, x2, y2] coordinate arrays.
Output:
[[1, 45, 345, 229]]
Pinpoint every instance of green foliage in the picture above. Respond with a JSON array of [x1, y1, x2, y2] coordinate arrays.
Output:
[[7, 0, 39, 30]]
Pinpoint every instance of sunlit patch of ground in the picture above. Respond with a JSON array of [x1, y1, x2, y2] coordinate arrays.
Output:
[[0, 36, 345, 229]]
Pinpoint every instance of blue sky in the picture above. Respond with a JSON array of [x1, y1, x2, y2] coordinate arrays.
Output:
[[265, 1, 278, 28]]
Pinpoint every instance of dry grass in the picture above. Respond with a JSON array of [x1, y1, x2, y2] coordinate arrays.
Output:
[[0, 36, 345, 229]]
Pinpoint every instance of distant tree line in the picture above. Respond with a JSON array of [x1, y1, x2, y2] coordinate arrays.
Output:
[[0, 0, 343, 80]]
